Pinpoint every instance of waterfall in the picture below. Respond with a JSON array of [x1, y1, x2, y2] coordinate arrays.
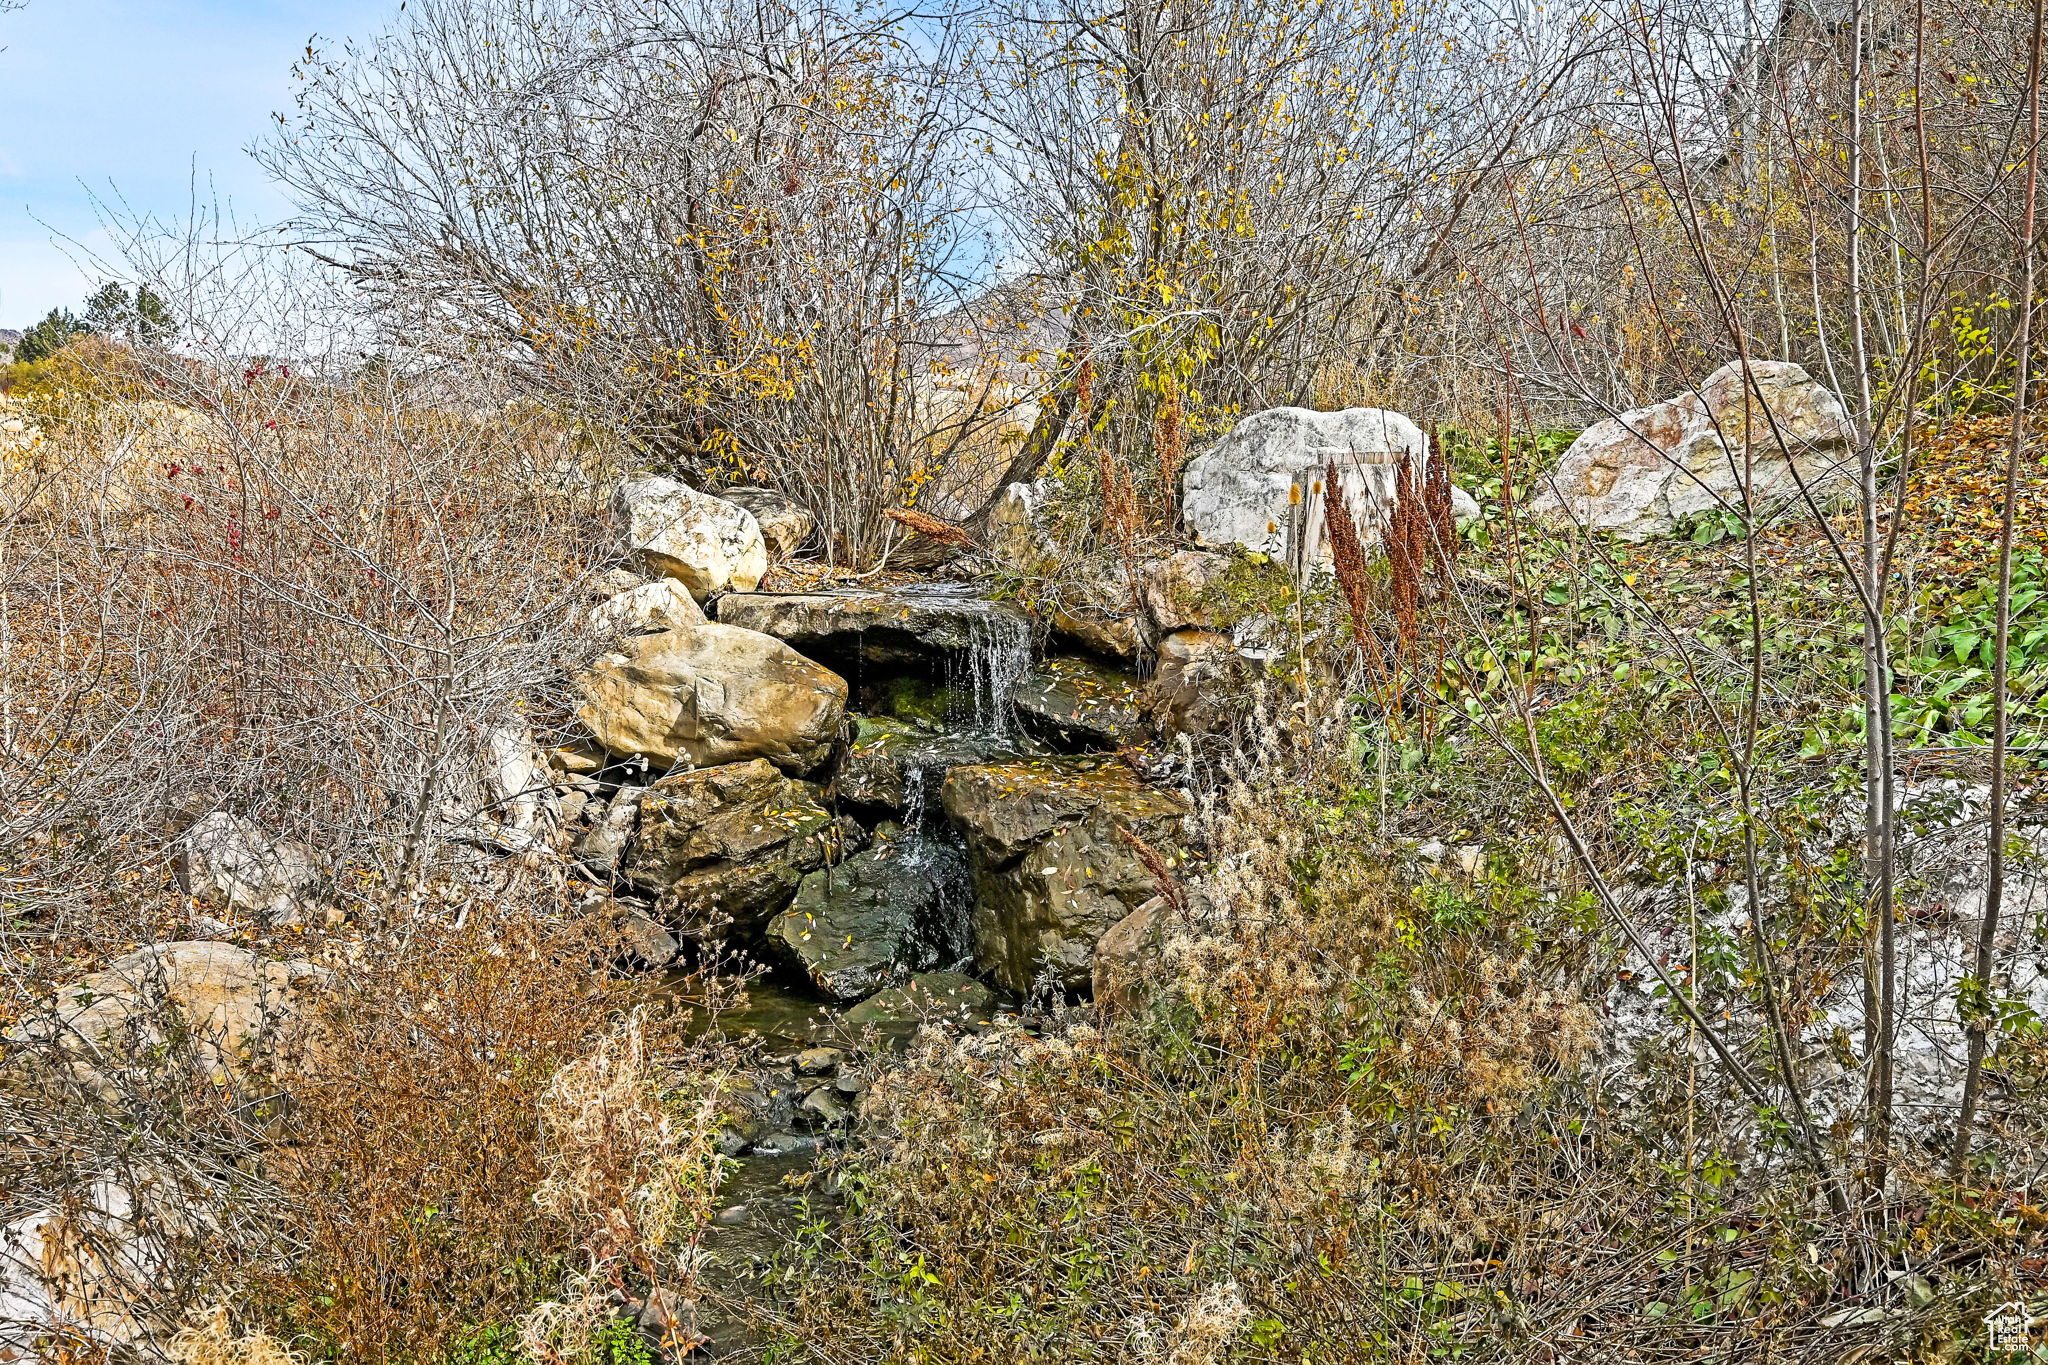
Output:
[[950, 597, 1030, 740]]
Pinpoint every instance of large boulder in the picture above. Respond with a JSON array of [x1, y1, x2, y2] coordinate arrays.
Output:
[[718, 486, 815, 559], [8, 941, 330, 1095], [620, 759, 858, 932], [943, 761, 1188, 994], [1011, 657, 1144, 749], [1527, 360, 1856, 539], [175, 814, 322, 925], [766, 829, 966, 1000], [575, 620, 846, 775], [1180, 407, 1477, 563], [612, 476, 768, 599]]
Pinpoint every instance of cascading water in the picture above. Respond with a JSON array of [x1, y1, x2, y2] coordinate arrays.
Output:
[[945, 594, 1032, 740]]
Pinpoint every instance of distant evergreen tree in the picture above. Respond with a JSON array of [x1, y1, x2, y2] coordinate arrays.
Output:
[[83, 282, 176, 345], [13, 307, 90, 364]]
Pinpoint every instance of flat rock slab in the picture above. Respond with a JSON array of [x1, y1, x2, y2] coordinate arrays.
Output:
[[717, 590, 1032, 670], [1011, 657, 1143, 749], [839, 971, 1000, 1045]]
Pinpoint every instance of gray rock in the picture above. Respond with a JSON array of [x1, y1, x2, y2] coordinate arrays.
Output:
[[842, 971, 1000, 1041], [1527, 360, 1855, 538], [748, 1130, 825, 1158], [620, 760, 859, 933], [765, 829, 964, 1000], [942, 760, 1188, 993], [1011, 656, 1143, 748], [718, 486, 815, 559], [799, 1086, 852, 1126], [573, 786, 644, 877]]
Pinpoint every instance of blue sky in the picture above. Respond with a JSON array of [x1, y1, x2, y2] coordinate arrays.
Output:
[[0, 0, 393, 329]]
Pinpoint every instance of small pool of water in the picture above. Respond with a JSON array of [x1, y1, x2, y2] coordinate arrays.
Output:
[[667, 970, 835, 1052]]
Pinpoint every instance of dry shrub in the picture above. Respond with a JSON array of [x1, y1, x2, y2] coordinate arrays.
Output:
[[752, 708, 1915, 1362], [519, 1012, 732, 1363], [257, 901, 656, 1362], [168, 1304, 302, 1365], [1, 337, 613, 989]]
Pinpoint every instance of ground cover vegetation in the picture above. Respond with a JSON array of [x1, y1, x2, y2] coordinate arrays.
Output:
[[2, 0, 2047, 1358]]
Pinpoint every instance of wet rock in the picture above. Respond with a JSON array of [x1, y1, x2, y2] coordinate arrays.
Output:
[[716, 590, 1031, 672], [612, 475, 767, 599], [765, 829, 964, 1000], [575, 620, 847, 776], [835, 715, 1025, 815], [841, 971, 1000, 1042], [1144, 628, 1257, 738], [748, 1130, 825, 1158], [176, 812, 322, 924], [942, 761, 1188, 993], [793, 1046, 843, 1076], [799, 1086, 853, 1126], [1527, 360, 1855, 539], [1011, 656, 1143, 749], [718, 486, 815, 559], [620, 760, 859, 933]]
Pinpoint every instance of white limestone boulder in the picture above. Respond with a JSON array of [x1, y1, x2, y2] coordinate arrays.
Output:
[[1180, 406, 1477, 565], [1528, 360, 1856, 539], [611, 476, 768, 600]]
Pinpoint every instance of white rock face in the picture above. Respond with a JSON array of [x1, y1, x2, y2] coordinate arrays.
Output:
[[611, 476, 768, 600], [1528, 360, 1856, 538], [587, 578, 708, 639], [575, 621, 847, 775], [0, 1174, 189, 1363], [176, 813, 321, 923], [9, 940, 330, 1094], [1180, 406, 1475, 565]]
